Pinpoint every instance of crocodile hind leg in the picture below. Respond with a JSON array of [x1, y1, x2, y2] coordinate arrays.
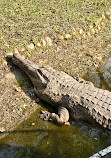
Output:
[[40, 106, 70, 125]]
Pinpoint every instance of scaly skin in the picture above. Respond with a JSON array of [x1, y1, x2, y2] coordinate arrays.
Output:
[[12, 50, 111, 129]]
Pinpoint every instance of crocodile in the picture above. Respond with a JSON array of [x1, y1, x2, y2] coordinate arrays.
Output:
[[11, 49, 111, 129]]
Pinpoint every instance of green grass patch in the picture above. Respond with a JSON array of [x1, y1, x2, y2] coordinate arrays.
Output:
[[0, 0, 111, 76]]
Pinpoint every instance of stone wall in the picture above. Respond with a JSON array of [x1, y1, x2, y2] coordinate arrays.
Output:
[[103, 58, 111, 88]]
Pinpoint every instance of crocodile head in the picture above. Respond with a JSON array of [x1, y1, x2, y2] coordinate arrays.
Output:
[[12, 50, 49, 90]]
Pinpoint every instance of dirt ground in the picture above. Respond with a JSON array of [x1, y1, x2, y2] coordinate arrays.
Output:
[[0, 0, 111, 139], [0, 55, 42, 138]]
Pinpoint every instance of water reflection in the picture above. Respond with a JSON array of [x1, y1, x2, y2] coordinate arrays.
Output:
[[0, 143, 50, 158]]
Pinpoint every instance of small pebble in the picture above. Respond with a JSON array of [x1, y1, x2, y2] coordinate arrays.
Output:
[[19, 46, 25, 52], [83, 33, 86, 38], [97, 25, 101, 30], [102, 14, 106, 20], [27, 43, 35, 50], [0, 127, 5, 132], [45, 37, 52, 46], [87, 32, 91, 37], [37, 42, 41, 48], [58, 35, 64, 40], [72, 31, 79, 37], [94, 29, 98, 33], [79, 29, 84, 35], [105, 11, 111, 20], [64, 34, 71, 40], [89, 25, 93, 29], [90, 28, 95, 34]]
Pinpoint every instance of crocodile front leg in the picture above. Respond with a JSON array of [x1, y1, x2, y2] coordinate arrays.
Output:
[[40, 106, 70, 125]]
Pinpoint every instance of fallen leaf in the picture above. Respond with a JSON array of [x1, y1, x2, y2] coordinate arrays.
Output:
[[31, 122, 35, 126]]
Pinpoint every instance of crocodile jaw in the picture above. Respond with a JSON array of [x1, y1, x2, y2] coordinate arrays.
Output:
[[12, 50, 48, 89]]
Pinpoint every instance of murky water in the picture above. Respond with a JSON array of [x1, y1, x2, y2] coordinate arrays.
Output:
[[0, 68, 111, 158], [0, 108, 111, 158]]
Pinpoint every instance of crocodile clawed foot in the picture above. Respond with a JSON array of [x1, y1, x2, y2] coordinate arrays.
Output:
[[40, 110, 50, 121], [64, 121, 70, 126]]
